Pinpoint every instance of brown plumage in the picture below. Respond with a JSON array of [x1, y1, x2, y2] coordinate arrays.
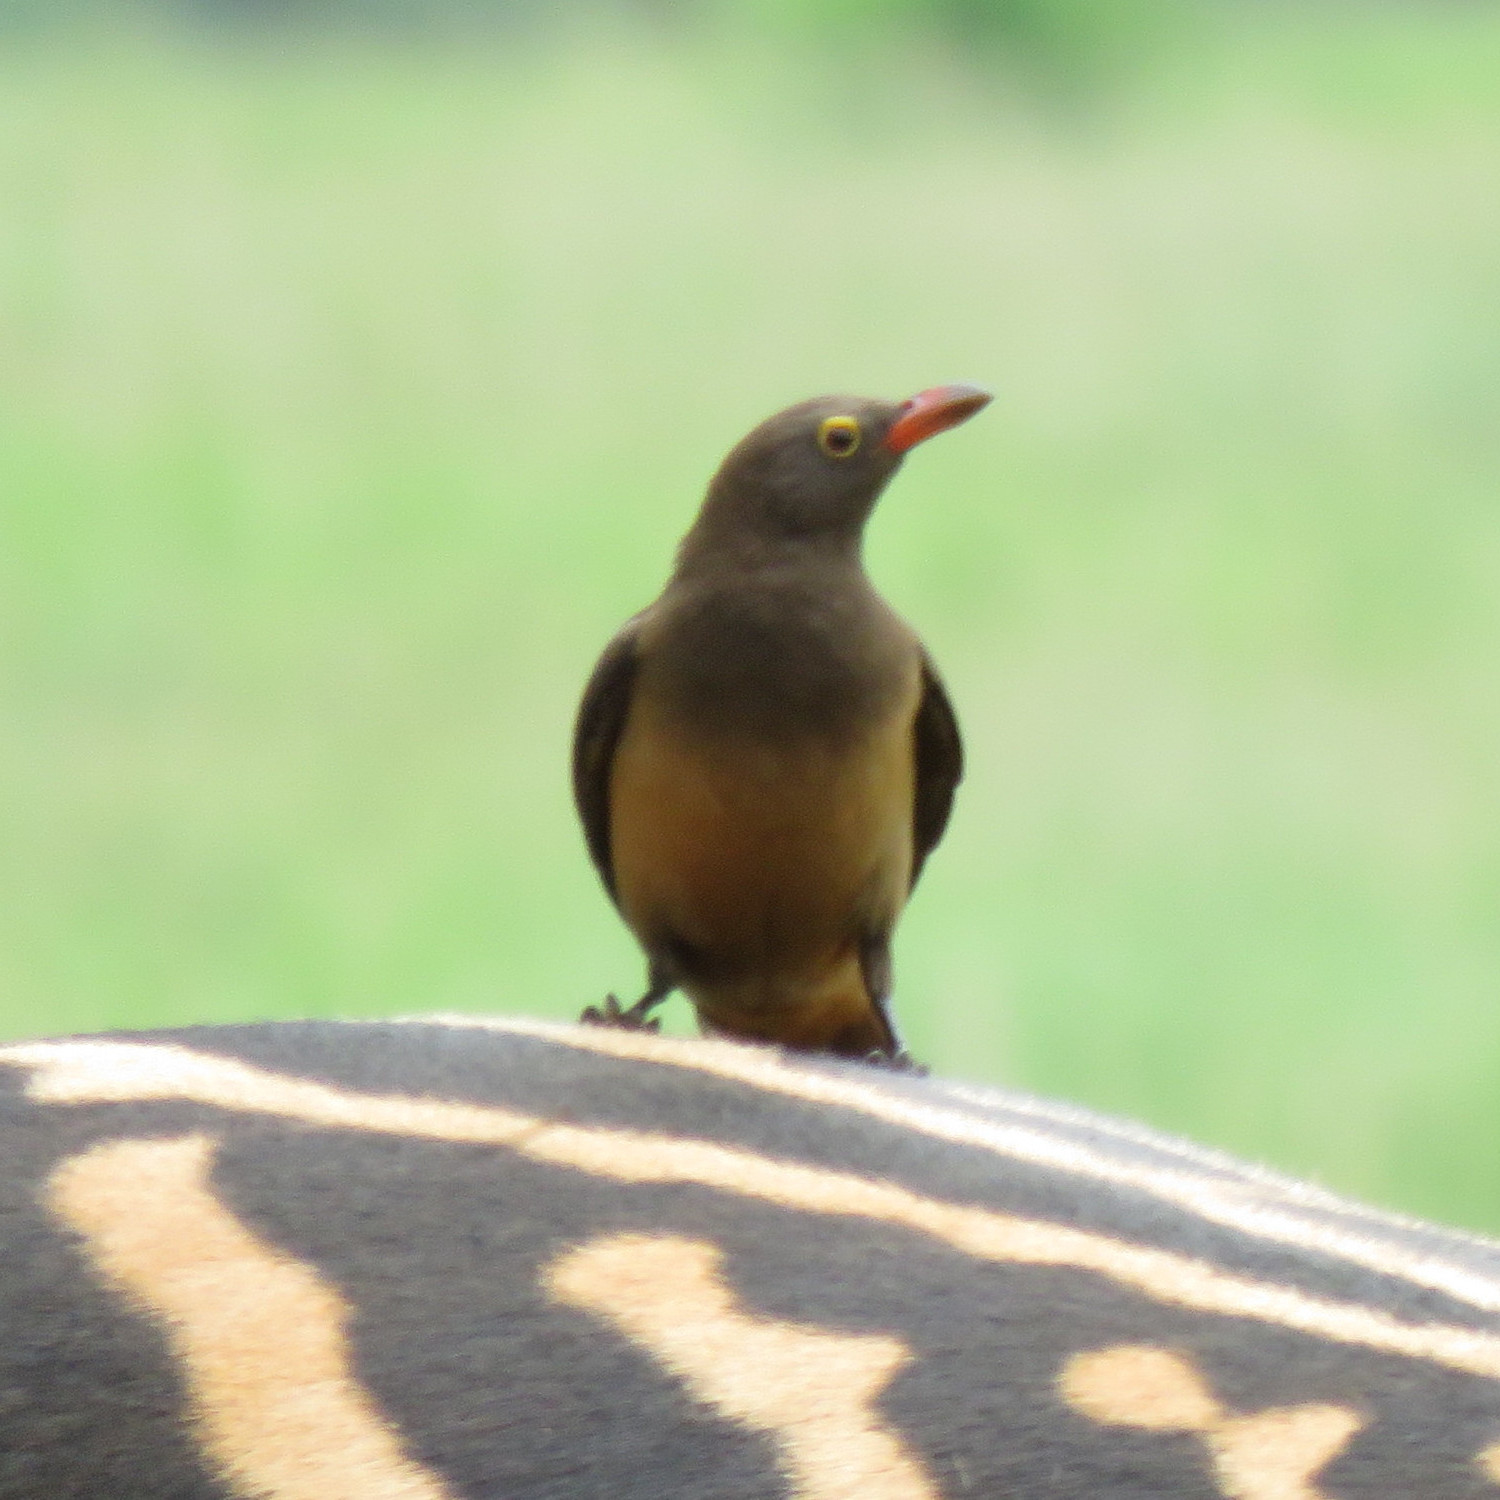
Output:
[[573, 385, 989, 1062]]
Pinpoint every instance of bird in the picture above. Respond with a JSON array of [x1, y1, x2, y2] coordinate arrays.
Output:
[[572, 385, 991, 1063]]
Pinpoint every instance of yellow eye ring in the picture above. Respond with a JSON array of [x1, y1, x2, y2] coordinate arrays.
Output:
[[817, 416, 862, 459]]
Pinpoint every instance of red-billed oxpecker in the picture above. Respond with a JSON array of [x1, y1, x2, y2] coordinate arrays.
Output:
[[573, 385, 991, 1063]]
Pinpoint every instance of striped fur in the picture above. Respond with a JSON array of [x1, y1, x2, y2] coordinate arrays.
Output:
[[2, 1016, 1499, 1498]]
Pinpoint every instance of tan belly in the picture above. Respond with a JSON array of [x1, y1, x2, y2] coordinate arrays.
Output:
[[608, 674, 919, 1048]]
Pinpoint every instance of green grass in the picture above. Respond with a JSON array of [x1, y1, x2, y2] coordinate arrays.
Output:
[[3, 12, 1500, 1228]]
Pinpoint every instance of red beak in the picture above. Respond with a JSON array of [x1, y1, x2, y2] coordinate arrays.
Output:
[[882, 383, 993, 455]]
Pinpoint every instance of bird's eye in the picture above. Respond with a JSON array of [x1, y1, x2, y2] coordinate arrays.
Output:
[[817, 416, 862, 459]]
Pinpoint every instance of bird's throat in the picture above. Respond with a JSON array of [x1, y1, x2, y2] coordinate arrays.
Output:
[[641, 571, 918, 748]]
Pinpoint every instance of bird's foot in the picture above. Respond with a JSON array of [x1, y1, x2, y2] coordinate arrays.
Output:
[[863, 1048, 929, 1077], [580, 994, 662, 1033]]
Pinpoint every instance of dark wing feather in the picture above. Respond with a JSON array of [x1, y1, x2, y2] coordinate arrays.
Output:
[[910, 652, 963, 891], [571, 619, 643, 905]]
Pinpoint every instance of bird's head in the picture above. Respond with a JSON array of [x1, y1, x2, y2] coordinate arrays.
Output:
[[682, 384, 992, 564]]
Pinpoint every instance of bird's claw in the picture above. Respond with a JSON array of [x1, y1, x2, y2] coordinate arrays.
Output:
[[580, 994, 662, 1033], [863, 1048, 929, 1076]]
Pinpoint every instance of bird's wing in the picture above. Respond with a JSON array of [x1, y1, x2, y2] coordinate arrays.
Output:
[[571, 618, 643, 905], [910, 652, 964, 891]]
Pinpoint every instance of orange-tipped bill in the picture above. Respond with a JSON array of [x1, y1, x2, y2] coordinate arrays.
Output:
[[882, 383, 992, 455]]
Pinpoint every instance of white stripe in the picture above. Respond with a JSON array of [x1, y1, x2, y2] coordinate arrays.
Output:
[[433, 1016, 1500, 1314], [6, 1037, 1500, 1382]]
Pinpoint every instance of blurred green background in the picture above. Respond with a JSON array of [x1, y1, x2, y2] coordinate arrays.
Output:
[[2, 0, 1499, 1228]]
